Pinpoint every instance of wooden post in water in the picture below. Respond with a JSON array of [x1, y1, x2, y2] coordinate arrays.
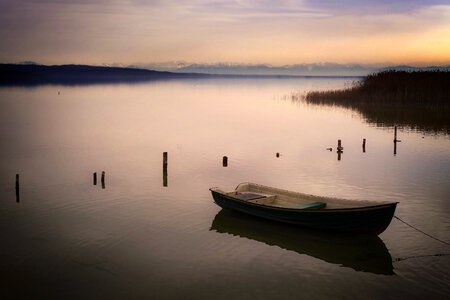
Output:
[[15, 174, 20, 203], [222, 156, 228, 167], [393, 126, 401, 155], [101, 171, 105, 189], [163, 152, 168, 187], [93, 172, 97, 185], [362, 138, 366, 153], [163, 152, 168, 165], [337, 140, 343, 161], [337, 140, 344, 152]]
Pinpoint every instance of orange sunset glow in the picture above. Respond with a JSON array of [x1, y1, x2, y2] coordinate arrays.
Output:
[[1, 1, 449, 66]]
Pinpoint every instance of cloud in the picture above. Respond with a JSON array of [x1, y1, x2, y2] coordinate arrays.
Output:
[[0, 0, 449, 65], [305, 0, 450, 14], [185, 0, 329, 20]]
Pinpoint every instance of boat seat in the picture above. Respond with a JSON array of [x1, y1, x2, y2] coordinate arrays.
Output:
[[232, 192, 267, 201], [295, 202, 326, 209]]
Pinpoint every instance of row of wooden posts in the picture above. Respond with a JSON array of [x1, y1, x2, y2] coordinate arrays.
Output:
[[93, 171, 106, 188], [334, 126, 401, 160], [13, 127, 401, 201], [14, 171, 107, 202]]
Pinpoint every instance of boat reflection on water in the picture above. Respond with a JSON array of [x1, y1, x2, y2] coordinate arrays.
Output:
[[210, 209, 394, 275]]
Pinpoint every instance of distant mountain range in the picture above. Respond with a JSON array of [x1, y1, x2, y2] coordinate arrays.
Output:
[[1, 62, 448, 85], [130, 62, 450, 76]]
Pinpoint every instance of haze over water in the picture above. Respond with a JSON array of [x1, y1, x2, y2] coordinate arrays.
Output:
[[0, 78, 449, 299]]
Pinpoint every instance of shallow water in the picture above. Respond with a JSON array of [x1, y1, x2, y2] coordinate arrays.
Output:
[[0, 78, 449, 299]]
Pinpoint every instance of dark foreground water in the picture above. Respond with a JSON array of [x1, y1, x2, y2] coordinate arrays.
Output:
[[0, 78, 449, 299]]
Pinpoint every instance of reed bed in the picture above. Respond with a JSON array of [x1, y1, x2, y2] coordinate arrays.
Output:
[[301, 71, 450, 133]]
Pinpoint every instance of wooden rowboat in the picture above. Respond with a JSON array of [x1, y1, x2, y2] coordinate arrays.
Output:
[[210, 182, 398, 235]]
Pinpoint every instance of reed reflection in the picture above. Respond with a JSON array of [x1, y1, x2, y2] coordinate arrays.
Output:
[[210, 209, 394, 275], [291, 99, 450, 134]]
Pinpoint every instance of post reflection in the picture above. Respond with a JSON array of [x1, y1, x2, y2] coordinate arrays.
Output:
[[15, 187, 20, 203], [163, 166, 168, 187], [15, 174, 20, 203], [210, 209, 394, 275]]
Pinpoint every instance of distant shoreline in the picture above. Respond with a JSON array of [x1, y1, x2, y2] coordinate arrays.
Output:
[[0, 64, 361, 86]]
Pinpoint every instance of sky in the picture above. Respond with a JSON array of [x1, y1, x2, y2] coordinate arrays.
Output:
[[0, 0, 450, 66]]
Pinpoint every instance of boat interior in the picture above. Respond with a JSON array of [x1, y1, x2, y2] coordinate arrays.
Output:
[[212, 182, 394, 210]]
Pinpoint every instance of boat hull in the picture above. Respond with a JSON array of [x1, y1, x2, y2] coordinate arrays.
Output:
[[210, 190, 397, 235]]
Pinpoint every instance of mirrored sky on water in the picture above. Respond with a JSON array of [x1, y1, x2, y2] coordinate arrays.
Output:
[[0, 79, 449, 299]]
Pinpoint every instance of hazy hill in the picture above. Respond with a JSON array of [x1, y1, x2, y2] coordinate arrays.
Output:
[[0, 64, 208, 85]]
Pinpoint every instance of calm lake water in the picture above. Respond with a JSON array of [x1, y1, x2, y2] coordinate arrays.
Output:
[[1, 78, 449, 299]]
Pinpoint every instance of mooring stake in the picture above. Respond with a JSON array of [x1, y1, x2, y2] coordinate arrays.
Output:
[[337, 140, 344, 153], [101, 171, 105, 189], [163, 152, 168, 165], [393, 126, 401, 143], [163, 152, 168, 187], [223, 156, 228, 167]]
